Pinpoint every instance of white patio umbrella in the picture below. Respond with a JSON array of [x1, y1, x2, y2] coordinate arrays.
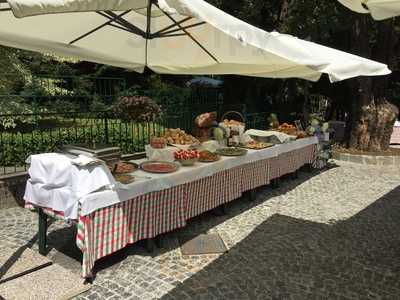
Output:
[[0, 0, 391, 82], [337, 0, 400, 20]]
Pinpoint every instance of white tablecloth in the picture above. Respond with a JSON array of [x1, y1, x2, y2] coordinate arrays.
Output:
[[25, 137, 317, 218], [145, 141, 223, 162]]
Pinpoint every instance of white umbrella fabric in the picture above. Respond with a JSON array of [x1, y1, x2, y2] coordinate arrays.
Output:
[[0, 0, 391, 82], [337, 0, 400, 20]]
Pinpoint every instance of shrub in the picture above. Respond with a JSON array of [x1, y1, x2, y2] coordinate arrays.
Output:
[[113, 96, 162, 123]]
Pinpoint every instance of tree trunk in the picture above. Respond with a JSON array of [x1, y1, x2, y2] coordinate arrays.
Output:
[[348, 17, 398, 151], [349, 92, 398, 151]]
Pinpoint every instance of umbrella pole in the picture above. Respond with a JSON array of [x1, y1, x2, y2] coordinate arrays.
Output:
[[145, 0, 154, 66], [146, 1, 153, 39]]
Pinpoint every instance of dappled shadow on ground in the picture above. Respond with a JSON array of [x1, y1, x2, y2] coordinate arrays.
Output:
[[167, 165, 338, 243], [161, 186, 400, 300]]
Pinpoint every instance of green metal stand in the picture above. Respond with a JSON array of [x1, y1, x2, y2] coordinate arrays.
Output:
[[271, 178, 280, 189], [38, 208, 48, 255], [248, 189, 256, 202], [154, 235, 162, 249], [145, 238, 155, 253]]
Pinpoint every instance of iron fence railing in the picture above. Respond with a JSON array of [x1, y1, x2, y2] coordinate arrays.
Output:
[[245, 112, 268, 130], [0, 109, 268, 176], [0, 110, 178, 175]]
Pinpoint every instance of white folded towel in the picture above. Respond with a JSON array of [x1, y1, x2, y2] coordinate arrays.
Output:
[[24, 180, 79, 219], [26, 153, 116, 216], [28, 153, 72, 188]]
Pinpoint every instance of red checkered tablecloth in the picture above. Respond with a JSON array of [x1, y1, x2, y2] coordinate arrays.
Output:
[[25, 202, 68, 222], [76, 184, 187, 277], [241, 159, 270, 192], [27, 142, 317, 278], [270, 144, 316, 179], [185, 166, 242, 220]]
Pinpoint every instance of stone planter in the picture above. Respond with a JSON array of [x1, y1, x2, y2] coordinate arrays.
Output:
[[332, 150, 400, 167]]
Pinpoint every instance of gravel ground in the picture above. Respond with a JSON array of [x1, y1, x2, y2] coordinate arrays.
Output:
[[1, 160, 400, 300]]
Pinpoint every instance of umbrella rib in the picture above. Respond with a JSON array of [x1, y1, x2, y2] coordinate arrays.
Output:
[[154, 3, 219, 63], [102, 11, 146, 37], [361, 3, 370, 10], [151, 16, 192, 36], [108, 23, 143, 35], [156, 33, 187, 38], [69, 10, 131, 45], [155, 21, 206, 37]]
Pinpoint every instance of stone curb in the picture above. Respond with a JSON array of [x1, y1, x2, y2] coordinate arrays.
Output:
[[0, 173, 28, 210], [332, 150, 400, 166]]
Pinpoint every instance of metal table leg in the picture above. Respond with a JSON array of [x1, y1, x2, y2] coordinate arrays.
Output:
[[305, 163, 314, 173], [145, 238, 155, 253], [213, 204, 227, 216], [38, 208, 48, 255], [271, 178, 280, 189], [249, 189, 256, 202], [155, 235, 163, 249]]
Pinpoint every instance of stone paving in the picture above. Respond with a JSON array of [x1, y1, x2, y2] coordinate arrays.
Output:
[[2, 160, 400, 299]]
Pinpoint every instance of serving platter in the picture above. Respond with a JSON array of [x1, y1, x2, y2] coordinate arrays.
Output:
[[140, 161, 180, 174], [198, 150, 221, 162], [239, 142, 274, 150], [111, 161, 139, 174], [114, 174, 135, 184], [216, 147, 248, 157]]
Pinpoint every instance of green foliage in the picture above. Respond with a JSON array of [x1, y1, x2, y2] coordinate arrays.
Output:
[[145, 75, 191, 115], [0, 96, 48, 129], [113, 96, 162, 123], [47, 99, 79, 114], [89, 97, 109, 112], [0, 47, 30, 95], [0, 116, 166, 167]]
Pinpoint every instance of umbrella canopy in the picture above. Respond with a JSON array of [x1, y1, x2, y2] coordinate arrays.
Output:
[[337, 0, 400, 20], [0, 0, 391, 82]]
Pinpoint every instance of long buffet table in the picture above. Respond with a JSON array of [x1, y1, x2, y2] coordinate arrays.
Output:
[[24, 137, 318, 278]]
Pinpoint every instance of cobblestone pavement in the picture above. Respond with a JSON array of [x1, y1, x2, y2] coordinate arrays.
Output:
[[2, 160, 400, 299]]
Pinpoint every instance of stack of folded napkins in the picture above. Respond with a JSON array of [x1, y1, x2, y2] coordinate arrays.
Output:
[[24, 153, 115, 219]]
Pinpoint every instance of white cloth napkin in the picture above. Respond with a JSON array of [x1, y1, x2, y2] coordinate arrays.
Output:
[[245, 129, 295, 144], [24, 180, 79, 219], [70, 154, 101, 167], [28, 153, 72, 188], [145, 145, 176, 162], [240, 133, 253, 145], [25, 153, 116, 218], [70, 164, 116, 198], [197, 140, 221, 152]]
